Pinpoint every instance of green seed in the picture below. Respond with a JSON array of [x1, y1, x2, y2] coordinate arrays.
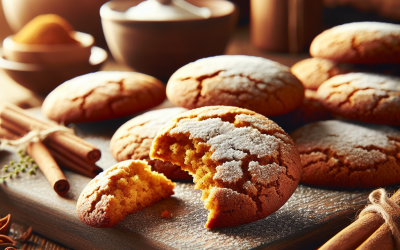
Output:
[[9, 160, 14, 165], [0, 178, 4, 184], [29, 159, 34, 163], [8, 173, 13, 179], [33, 165, 38, 170], [3, 166, 8, 172], [29, 169, 36, 175], [21, 167, 26, 172]]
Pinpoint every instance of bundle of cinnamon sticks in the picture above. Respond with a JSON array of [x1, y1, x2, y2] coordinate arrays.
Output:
[[320, 188, 400, 250], [0, 104, 102, 195]]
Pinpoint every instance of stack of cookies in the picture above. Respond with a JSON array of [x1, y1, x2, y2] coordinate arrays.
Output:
[[291, 22, 400, 126], [289, 21, 400, 188]]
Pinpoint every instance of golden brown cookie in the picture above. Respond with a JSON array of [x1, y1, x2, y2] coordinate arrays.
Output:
[[291, 58, 351, 90], [42, 71, 166, 123], [150, 106, 302, 228], [310, 22, 400, 64], [110, 107, 192, 180], [77, 160, 175, 228], [317, 73, 400, 125], [167, 55, 304, 117], [291, 120, 400, 188]]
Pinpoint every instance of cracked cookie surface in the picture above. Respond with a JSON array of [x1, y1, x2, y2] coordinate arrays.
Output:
[[150, 106, 302, 228], [291, 120, 400, 187], [166, 55, 304, 117], [110, 107, 192, 180], [310, 22, 400, 64], [291, 58, 351, 90], [317, 72, 400, 125], [76, 160, 175, 228], [42, 71, 166, 123]]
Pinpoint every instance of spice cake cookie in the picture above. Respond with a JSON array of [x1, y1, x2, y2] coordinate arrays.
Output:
[[166, 55, 304, 117], [317, 73, 400, 125], [291, 58, 351, 90], [42, 71, 166, 124], [291, 120, 400, 188], [77, 160, 175, 228], [150, 106, 302, 228], [110, 107, 192, 180], [310, 22, 400, 64]]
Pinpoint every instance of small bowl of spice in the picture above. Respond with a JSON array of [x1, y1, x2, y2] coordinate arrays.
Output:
[[2, 14, 94, 66], [0, 14, 107, 95], [100, 0, 238, 80]]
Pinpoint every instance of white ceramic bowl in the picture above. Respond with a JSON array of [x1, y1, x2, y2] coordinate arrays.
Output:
[[100, 0, 238, 80]]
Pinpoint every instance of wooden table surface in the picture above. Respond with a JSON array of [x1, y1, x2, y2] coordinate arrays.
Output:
[[0, 24, 393, 250], [1, 107, 397, 250]]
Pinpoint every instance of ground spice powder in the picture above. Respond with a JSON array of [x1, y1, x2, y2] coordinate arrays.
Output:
[[12, 14, 79, 44]]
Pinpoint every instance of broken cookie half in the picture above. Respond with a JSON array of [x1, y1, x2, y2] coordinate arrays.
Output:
[[150, 106, 302, 228], [77, 160, 175, 228]]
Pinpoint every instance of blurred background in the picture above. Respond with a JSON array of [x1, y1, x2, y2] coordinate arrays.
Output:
[[0, 0, 399, 108]]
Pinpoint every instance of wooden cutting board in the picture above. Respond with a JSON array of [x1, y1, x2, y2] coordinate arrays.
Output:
[[0, 108, 397, 250]]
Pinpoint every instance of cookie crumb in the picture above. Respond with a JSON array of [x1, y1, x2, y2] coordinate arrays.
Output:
[[161, 210, 172, 219]]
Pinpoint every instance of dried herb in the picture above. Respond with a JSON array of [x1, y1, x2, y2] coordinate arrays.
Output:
[[0, 151, 37, 183]]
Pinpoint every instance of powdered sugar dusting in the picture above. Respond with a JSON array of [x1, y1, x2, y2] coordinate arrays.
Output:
[[170, 117, 280, 161], [243, 181, 258, 196], [331, 22, 400, 36], [248, 162, 286, 185], [235, 114, 281, 132], [326, 73, 400, 92], [121, 107, 188, 139], [214, 161, 243, 183], [294, 120, 398, 167]]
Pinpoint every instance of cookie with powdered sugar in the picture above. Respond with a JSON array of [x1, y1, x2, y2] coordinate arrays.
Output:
[[317, 72, 400, 125], [110, 107, 191, 180], [150, 106, 302, 228], [166, 55, 304, 117], [310, 22, 400, 64], [291, 120, 400, 188]]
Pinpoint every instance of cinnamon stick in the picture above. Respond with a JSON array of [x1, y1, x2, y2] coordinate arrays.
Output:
[[0, 120, 102, 178], [319, 189, 400, 250], [356, 223, 394, 250], [27, 141, 70, 196], [1, 122, 69, 195], [47, 146, 102, 178], [0, 104, 101, 164], [0, 126, 19, 140]]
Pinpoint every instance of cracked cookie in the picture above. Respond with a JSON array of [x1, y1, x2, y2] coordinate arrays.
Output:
[[110, 107, 192, 180], [291, 120, 400, 188], [317, 73, 400, 125], [42, 71, 166, 123], [150, 106, 302, 228], [77, 160, 175, 228], [166, 55, 304, 117], [291, 58, 351, 90], [310, 22, 400, 64]]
